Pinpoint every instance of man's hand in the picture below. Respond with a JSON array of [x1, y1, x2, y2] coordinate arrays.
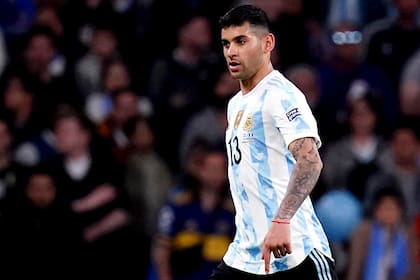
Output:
[[261, 223, 292, 273]]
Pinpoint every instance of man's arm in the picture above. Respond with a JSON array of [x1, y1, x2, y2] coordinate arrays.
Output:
[[262, 137, 323, 272], [275, 137, 323, 221], [152, 235, 173, 280]]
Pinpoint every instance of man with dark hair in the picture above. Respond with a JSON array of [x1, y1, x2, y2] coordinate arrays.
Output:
[[209, 4, 338, 279]]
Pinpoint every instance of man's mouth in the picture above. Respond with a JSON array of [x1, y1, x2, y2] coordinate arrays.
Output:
[[229, 61, 240, 72]]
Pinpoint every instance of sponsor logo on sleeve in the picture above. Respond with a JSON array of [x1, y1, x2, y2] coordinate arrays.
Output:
[[286, 108, 301, 121]]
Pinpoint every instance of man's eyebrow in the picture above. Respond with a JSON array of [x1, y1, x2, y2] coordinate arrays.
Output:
[[233, 35, 247, 41], [222, 34, 247, 43]]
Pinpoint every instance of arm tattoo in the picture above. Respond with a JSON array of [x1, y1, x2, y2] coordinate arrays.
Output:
[[275, 137, 323, 220]]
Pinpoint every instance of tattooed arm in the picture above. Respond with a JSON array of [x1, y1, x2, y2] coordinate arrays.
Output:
[[262, 137, 323, 272], [275, 137, 323, 220]]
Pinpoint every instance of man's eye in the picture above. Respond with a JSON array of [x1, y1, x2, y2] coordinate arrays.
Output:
[[239, 39, 246, 45]]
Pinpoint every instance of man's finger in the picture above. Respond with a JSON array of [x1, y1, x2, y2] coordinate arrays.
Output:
[[261, 248, 271, 273], [273, 248, 281, 258], [285, 244, 292, 254], [279, 247, 287, 256]]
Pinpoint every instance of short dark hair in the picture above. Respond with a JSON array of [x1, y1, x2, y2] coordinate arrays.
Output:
[[372, 185, 405, 210], [24, 24, 58, 48], [52, 104, 93, 134], [219, 4, 270, 31]]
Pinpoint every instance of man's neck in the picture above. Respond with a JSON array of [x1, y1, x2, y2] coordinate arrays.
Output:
[[67, 148, 89, 161], [241, 62, 274, 94]]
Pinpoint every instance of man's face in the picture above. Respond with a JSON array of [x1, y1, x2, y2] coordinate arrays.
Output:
[[54, 118, 89, 155], [113, 92, 139, 125], [182, 16, 212, 50], [4, 77, 30, 110], [104, 62, 130, 92], [24, 34, 54, 73], [221, 22, 267, 81], [391, 128, 419, 165], [374, 196, 402, 227], [91, 29, 117, 58], [198, 152, 227, 190], [26, 174, 56, 209]]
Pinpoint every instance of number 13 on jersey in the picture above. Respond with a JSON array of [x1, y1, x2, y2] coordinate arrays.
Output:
[[228, 135, 241, 165]]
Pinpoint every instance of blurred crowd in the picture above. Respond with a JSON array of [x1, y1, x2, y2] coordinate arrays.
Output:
[[0, 0, 420, 279]]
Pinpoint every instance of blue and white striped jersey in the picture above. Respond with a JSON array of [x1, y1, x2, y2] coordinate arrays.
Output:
[[223, 70, 332, 275]]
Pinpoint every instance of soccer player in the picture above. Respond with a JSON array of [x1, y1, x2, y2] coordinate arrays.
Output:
[[208, 4, 339, 279]]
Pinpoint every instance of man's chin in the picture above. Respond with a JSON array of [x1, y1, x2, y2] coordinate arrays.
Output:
[[229, 71, 241, 80]]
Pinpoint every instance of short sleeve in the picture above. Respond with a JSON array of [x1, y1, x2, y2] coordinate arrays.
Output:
[[265, 84, 321, 149]]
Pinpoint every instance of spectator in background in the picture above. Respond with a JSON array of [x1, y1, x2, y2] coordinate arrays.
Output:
[[96, 88, 145, 164], [103, 0, 153, 90], [19, 25, 69, 93], [33, 2, 65, 53], [148, 14, 223, 172], [1, 25, 81, 124], [84, 58, 132, 124], [1, 71, 45, 148], [399, 47, 420, 132], [152, 144, 235, 280], [122, 114, 174, 247], [0, 167, 78, 279], [362, 0, 420, 97], [364, 125, 420, 221], [74, 24, 120, 98], [59, 0, 116, 64], [58, 0, 152, 88], [346, 186, 418, 280], [166, 138, 213, 207], [46, 106, 148, 279], [320, 92, 389, 201], [178, 70, 238, 168], [146, 0, 235, 59]]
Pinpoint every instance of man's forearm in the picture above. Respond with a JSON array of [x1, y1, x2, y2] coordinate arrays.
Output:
[[152, 237, 173, 280], [275, 138, 323, 221]]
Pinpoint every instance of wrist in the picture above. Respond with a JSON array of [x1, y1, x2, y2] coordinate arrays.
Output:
[[272, 218, 290, 224]]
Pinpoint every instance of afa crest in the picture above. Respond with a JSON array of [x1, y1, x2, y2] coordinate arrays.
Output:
[[243, 116, 253, 131]]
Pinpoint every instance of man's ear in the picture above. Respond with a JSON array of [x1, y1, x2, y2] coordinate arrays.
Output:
[[264, 33, 275, 53]]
